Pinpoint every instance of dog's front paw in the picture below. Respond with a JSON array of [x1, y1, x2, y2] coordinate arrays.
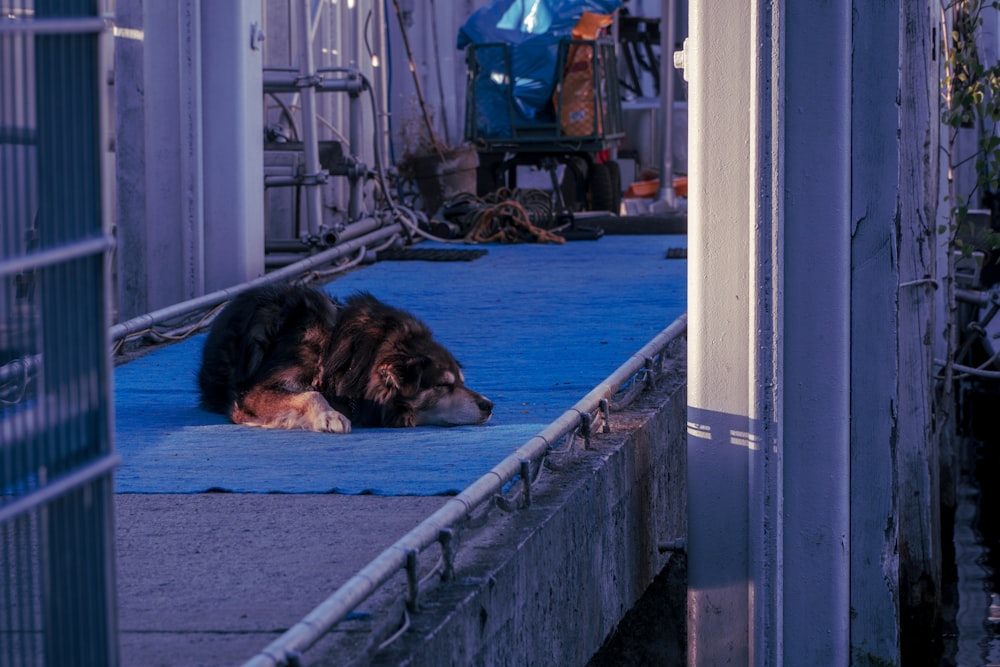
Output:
[[311, 409, 351, 434], [294, 391, 349, 433]]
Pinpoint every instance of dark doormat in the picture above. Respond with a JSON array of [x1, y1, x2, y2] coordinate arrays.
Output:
[[376, 247, 488, 262]]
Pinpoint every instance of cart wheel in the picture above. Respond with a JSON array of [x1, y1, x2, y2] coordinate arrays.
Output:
[[476, 152, 505, 196], [588, 159, 622, 213], [560, 157, 588, 212]]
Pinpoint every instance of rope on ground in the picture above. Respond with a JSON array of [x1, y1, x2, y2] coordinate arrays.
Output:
[[457, 188, 564, 245]]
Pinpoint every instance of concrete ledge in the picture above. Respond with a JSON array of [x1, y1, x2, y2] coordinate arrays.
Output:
[[350, 370, 687, 666]]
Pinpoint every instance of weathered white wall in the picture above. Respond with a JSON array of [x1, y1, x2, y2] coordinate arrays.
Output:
[[849, 3, 903, 663], [115, 0, 264, 319], [386, 0, 477, 152], [685, 0, 939, 664]]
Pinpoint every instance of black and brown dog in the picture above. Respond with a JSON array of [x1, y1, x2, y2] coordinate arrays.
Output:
[[198, 284, 493, 433]]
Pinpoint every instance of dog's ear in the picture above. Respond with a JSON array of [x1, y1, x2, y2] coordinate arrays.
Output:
[[373, 356, 430, 401], [376, 362, 402, 393]]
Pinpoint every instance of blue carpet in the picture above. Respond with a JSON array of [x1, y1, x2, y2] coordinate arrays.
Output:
[[113, 235, 687, 494]]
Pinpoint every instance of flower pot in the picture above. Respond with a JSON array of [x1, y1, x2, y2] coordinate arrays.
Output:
[[407, 145, 479, 214]]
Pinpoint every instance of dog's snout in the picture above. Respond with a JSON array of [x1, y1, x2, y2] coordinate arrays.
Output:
[[477, 395, 494, 414]]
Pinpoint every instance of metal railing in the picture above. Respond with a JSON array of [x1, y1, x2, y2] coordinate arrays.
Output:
[[243, 313, 687, 667], [1, 3, 118, 666]]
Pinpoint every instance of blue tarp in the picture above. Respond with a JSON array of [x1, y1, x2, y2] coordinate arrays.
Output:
[[458, 0, 622, 137], [113, 235, 686, 495]]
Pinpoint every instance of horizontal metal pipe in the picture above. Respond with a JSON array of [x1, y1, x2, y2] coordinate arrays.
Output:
[[0, 15, 112, 35], [263, 175, 309, 188], [0, 453, 120, 524], [955, 287, 998, 308], [264, 253, 316, 268], [938, 359, 1000, 379], [0, 235, 113, 278], [337, 216, 382, 242], [0, 126, 36, 145], [110, 223, 401, 342], [264, 240, 312, 253], [242, 313, 688, 667], [262, 70, 366, 95], [263, 218, 384, 259]]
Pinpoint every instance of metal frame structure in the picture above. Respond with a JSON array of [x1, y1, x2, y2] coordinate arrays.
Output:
[[261, 0, 389, 249], [0, 3, 119, 665]]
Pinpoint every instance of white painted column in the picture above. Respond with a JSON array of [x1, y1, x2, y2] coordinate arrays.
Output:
[[137, 0, 205, 311], [200, 0, 265, 291], [116, 0, 264, 314], [685, 1, 753, 661], [686, 0, 852, 663]]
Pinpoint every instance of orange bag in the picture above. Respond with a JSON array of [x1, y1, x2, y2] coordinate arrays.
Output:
[[557, 12, 614, 137]]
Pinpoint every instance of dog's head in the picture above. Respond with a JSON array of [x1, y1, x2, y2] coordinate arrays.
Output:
[[369, 343, 494, 427], [331, 293, 493, 428]]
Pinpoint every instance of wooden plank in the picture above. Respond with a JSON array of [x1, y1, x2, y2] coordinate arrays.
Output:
[[897, 1, 943, 661], [849, 2, 902, 662]]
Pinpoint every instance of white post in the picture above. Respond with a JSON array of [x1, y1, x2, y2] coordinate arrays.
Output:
[[200, 0, 265, 290], [136, 0, 205, 311], [686, 0, 853, 663], [655, 0, 677, 209], [685, 2, 754, 660], [178, 0, 205, 299]]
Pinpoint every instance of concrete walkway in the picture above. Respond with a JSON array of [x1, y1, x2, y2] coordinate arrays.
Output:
[[116, 495, 445, 666], [113, 232, 687, 666], [116, 374, 687, 667]]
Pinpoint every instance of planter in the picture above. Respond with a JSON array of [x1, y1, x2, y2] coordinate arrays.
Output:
[[405, 145, 479, 214]]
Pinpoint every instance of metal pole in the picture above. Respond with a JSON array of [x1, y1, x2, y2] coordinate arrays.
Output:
[[781, 0, 851, 661], [348, 87, 364, 220], [298, 0, 326, 240], [655, 0, 678, 209], [179, 0, 205, 299]]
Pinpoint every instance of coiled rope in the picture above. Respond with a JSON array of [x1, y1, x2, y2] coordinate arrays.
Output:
[[459, 188, 565, 244]]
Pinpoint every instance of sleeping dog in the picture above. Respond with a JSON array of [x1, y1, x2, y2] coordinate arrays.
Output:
[[198, 284, 493, 433]]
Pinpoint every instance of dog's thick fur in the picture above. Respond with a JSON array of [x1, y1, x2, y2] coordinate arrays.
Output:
[[198, 284, 493, 432]]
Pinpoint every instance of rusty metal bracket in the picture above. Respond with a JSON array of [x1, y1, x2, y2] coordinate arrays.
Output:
[[438, 529, 456, 582], [405, 550, 419, 612]]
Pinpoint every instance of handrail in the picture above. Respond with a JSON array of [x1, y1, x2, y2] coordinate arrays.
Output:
[[243, 313, 688, 667], [110, 222, 401, 342], [0, 15, 113, 35]]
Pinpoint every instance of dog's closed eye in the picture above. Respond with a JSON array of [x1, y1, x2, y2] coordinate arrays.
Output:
[[430, 371, 458, 390]]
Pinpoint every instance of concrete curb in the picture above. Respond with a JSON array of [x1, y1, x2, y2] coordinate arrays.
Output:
[[342, 375, 688, 666]]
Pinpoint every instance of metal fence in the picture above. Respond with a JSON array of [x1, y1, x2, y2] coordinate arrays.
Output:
[[1, 2, 118, 666]]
